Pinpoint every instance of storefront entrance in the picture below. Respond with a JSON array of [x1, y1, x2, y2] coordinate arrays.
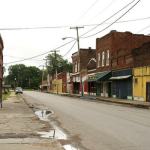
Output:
[[146, 82, 150, 102]]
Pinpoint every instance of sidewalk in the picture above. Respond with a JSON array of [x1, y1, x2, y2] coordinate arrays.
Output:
[[51, 92, 150, 109], [0, 92, 63, 150], [96, 96, 150, 109]]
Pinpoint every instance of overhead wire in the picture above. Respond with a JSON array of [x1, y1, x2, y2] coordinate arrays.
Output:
[[77, 0, 100, 22], [3, 0, 141, 65], [63, 41, 77, 57], [89, 0, 116, 23], [81, 0, 141, 38], [80, 0, 136, 37], [136, 24, 150, 33], [81, 16, 150, 27], [4, 39, 75, 65], [0, 25, 69, 31], [4, 54, 44, 61], [0, 16, 150, 31]]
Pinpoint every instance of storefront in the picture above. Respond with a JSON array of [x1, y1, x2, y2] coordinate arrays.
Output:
[[110, 69, 132, 99], [96, 71, 112, 97], [88, 71, 111, 96], [72, 75, 80, 94], [133, 66, 150, 102]]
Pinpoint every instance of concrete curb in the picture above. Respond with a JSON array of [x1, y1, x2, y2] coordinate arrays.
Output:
[[96, 97, 150, 109], [45, 92, 150, 109]]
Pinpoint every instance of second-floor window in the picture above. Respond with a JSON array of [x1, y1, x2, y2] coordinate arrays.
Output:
[[106, 50, 110, 66], [102, 51, 105, 67], [75, 62, 78, 72], [97, 52, 101, 68]]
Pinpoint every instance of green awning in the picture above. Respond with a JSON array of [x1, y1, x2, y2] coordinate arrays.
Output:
[[88, 71, 111, 82]]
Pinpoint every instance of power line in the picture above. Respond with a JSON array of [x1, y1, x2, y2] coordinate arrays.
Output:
[[80, 0, 136, 37], [89, 0, 116, 23], [0, 16, 150, 31], [114, 16, 150, 23], [136, 24, 150, 33], [0, 25, 69, 31], [2, 0, 142, 65], [4, 54, 44, 61], [4, 39, 75, 65], [82, 0, 141, 38], [82, 16, 150, 27], [77, 0, 100, 22], [63, 41, 77, 57]]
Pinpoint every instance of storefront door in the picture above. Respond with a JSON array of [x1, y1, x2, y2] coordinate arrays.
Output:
[[146, 82, 150, 102]]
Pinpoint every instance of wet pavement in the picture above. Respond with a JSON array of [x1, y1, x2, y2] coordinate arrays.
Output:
[[35, 109, 79, 150]]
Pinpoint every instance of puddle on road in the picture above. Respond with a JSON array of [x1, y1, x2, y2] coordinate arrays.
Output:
[[35, 110, 80, 150], [35, 110, 52, 121], [35, 110, 67, 139], [37, 126, 67, 139], [63, 144, 79, 150]]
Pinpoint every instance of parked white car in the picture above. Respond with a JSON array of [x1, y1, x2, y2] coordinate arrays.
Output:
[[15, 87, 23, 94]]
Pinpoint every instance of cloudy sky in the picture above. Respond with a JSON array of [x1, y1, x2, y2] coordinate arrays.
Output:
[[0, 0, 150, 73]]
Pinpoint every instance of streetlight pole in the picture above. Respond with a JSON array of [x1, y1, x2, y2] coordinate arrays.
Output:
[[70, 26, 84, 96]]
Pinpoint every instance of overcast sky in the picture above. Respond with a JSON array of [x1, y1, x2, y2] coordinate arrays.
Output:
[[0, 0, 150, 73]]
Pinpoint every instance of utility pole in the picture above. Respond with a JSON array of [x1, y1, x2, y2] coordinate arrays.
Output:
[[70, 26, 84, 96], [51, 50, 60, 94], [51, 50, 60, 79], [41, 65, 45, 92], [44, 58, 49, 92]]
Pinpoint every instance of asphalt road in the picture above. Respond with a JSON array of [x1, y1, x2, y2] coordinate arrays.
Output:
[[23, 91, 150, 150]]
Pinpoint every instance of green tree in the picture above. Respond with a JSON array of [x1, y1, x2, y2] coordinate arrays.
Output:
[[46, 53, 72, 76], [5, 64, 42, 89]]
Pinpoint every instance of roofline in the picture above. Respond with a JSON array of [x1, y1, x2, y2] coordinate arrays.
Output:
[[0, 34, 4, 49], [96, 30, 150, 41], [72, 48, 96, 56]]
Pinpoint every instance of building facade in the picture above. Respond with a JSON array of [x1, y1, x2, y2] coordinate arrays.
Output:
[[96, 30, 150, 99], [71, 47, 96, 95], [133, 66, 150, 102], [132, 42, 150, 101]]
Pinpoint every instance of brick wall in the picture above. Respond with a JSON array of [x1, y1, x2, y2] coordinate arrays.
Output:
[[96, 31, 112, 72], [72, 48, 96, 73], [96, 31, 150, 72], [132, 42, 150, 67]]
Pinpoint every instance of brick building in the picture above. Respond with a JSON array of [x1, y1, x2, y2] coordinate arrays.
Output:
[[132, 42, 150, 67], [0, 35, 4, 108], [132, 42, 150, 102], [71, 47, 96, 95], [95, 30, 150, 99]]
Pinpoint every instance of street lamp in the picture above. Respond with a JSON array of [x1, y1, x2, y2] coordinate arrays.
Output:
[[62, 37, 76, 40], [62, 36, 84, 96]]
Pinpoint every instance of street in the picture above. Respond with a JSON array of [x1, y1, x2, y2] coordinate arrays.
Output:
[[23, 91, 150, 150]]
